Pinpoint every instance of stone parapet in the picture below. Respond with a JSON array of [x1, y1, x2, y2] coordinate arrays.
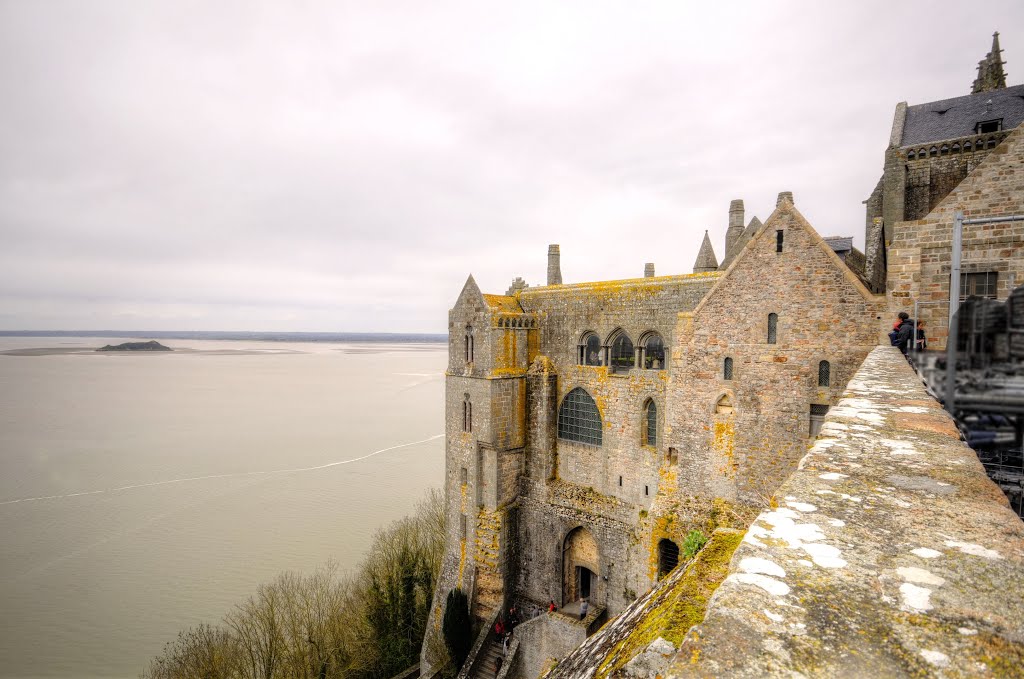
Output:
[[671, 346, 1024, 677]]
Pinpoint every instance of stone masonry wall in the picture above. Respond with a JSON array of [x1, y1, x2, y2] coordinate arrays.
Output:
[[888, 125, 1024, 349], [670, 201, 887, 506], [672, 347, 1024, 677]]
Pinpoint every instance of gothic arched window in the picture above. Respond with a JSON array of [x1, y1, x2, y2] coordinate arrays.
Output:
[[641, 332, 665, 370], [463, 394, 472, 432], [578, 332, 601, 366], [557, 388, 603, 446], [609, 330, 634, 373], [818, 360, 831, 387], [643, 399, 657, 447], [465, 325, 474, 363]]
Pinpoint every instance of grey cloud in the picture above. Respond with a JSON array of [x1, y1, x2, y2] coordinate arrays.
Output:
[[1, 1, 1021, 331]]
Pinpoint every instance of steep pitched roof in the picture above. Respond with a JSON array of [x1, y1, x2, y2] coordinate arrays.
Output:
[[691, 201, 880, 319], [692, 230, 719, 273], [899, 83, 1024, 147]]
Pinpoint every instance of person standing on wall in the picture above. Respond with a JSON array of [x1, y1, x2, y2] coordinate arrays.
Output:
[[579, 597, 589, 621], [916, 320, 927, 352], [892, 312, 915, 357]]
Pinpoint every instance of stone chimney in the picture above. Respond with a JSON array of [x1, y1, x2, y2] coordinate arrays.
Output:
[[777, 191, 794, 207], [723, 199, 745, 267], [644, 263, 655, 278], [547, 244, 562, 285]]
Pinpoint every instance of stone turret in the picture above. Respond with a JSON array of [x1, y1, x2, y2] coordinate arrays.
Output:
[[777, 191, 794, 207], [547, 244, 562, 285], [972, 32, 1007, 93], [721, 199, 745, 268], [644, 263, 655, 278], [692, 230, 719, 273]]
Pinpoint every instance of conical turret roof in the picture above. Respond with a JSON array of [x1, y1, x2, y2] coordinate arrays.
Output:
[[693, 230, 719, 273]]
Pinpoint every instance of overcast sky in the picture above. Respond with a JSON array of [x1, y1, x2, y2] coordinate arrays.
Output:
[[1, 1, 1021, 333]]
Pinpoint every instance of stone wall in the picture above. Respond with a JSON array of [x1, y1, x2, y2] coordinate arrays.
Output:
[[669, 201, 887, 506], [672, 347, 1024, 677], [888, 125, 1024, 349]]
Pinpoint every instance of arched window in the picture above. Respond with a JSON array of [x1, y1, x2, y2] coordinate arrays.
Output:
[[463, 395, 472, 432], [609, 330, 634, 373], [557, 388, 602, 446], [465, 326, 474, 363], [657, 539, 680, 579], [907, 150, 916, 161], [643, 399, 657, 447], [641, 332, 665, 370], [723, 357, 733, 380], [715, 393, 734, 415], [818, 360, 831, 387], [767, 313, 778, 344], [578, 332, 601, 366]]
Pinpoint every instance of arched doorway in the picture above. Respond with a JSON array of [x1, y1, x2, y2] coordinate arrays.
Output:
[[657, 539, 680, 579], [562, 526, 599, 605]]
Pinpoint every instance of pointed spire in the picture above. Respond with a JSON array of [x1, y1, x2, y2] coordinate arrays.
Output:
[[693, 230, 719, 273], [972, 31, 1007, 94]]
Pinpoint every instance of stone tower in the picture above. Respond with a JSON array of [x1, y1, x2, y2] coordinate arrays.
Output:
[[547, 244, 563, 285], [692, 230, 719, 273], [973, 32, 1007, 93], [722, 199, 745, 267]]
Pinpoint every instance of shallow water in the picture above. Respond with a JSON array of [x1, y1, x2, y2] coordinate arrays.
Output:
[[0, 337, 446, 678]]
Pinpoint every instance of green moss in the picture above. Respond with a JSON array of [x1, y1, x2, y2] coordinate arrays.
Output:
[[592, 528, 744, 679]]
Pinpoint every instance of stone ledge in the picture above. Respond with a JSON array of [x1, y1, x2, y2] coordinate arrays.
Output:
[[670, 346, 1024, 677]]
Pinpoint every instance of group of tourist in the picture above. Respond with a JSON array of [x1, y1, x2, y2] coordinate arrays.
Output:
[[891, 311, 927, 358]]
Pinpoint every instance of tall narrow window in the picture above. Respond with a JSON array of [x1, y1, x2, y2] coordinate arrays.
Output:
[[818, 360, 831, 387], [767, 313, 778, 344], [557, 388, 603, 446], [579, 332, 601, 366], [463, 395, 472, 432], [609, 330, 634, 374], [642, 332, 665, 370], [465, 326, 474, 363], [776, 230, 784, 253], [723, 357, 733, 380], [643, 399, 657, 447], [809, 404, 829, 438]]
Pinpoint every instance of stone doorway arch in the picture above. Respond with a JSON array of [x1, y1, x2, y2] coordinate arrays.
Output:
[[562, 525, 599, 606]]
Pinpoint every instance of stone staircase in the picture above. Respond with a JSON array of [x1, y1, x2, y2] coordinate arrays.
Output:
[[469, 637, 506, 679]]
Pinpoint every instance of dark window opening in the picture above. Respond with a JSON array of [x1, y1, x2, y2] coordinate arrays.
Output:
[[657, 539, 680, 579], [618, 475, 623, 487], [644, 485, 649, 496], [809, 403, 830, 438], [642, 333, 665, 370], [580, 332, 601, 366], [609, 332, 635, 373], [643, 399, 657, 447], [776, 230, 784, 253], [723, 357, 733, 380], [960, 272, 998, 300], [818, 360, 831, 387], [465, 326, 474, 363], [767, 313, 778, 344], [558, 388, 603, 446], [976, 119, 1002, 134], [463, 397, 472, 432]]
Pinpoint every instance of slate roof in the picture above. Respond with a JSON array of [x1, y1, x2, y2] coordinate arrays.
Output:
[[900, 84, 1024, 147], [823, 236, 853, 253]]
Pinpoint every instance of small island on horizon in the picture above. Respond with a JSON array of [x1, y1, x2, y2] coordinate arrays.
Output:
[[96, 340, 173, 352]]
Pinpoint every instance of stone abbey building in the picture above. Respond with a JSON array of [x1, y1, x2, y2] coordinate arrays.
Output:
[[422, 35, 1024, 678]]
